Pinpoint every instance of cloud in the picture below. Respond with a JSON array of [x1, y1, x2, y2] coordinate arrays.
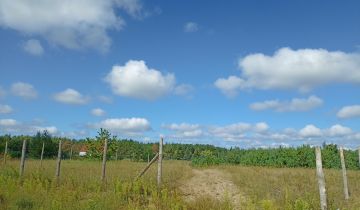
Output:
[[91, 108, 106, 117], [299, 124, 322, 137], [184, 22, 198, 32], [0, 119, 18, 126], [214, 76, 245, 97], [23, 39, 44, 56], [105, 60, 175, 100], [174, 84, 194, 97], [92, 117, 151, 135], [250, 95, 323, 112], [0, 104, 13, 114], [254, 122, 269, 133], [53, 88, 89, 105], [162, 123, 203, 138], [337, 105, 360, 119], [11, 82, 38, 99], [0, 118, 57, 135], [215, 48, 360, 96], [0, 0, 143, 52], [326, 124, 352, 136]]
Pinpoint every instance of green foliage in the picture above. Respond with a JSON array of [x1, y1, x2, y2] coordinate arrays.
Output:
[[0, 132, 359, 170]]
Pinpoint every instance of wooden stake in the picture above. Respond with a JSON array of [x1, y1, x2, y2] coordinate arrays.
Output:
[[55, 140, 62, 182], [358, 148, 360, 168], [136, 153, 159, 180], [315, 147, 327, 210], [19, 139, 27, 177], [101, 135, 108, 182], [40, 141, 45, 167], [70, 144, 73, 160], [115, 148, 118, 161], [157, 137, 163, 187], [3, 140, 8, 165], [339, 147, 349, 200], [147, 153, 150, 163]]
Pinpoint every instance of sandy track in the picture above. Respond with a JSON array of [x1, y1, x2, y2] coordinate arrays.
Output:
[[180, 169, 244, 209]]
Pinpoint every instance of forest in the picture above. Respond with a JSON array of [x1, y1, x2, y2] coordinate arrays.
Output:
[[0, 130, 359, 170]]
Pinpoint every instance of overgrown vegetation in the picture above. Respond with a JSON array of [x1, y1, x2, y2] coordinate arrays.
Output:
[[1, 132, 359, 170], [0, 160, 359, 209]]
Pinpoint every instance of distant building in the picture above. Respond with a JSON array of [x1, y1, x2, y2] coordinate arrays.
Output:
[[79, 145, 87, 156]]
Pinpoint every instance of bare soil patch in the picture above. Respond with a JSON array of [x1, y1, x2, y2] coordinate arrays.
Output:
[[180, 168, 245, 208]]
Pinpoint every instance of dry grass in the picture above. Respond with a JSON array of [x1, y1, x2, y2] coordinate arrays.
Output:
[[0, 160, 359, 209], [219, 165, 360, 209]]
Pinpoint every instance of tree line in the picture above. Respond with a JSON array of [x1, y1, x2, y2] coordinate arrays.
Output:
[[0, 130, 359, 170]]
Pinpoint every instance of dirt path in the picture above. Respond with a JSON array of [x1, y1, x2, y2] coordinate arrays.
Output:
[[180, 168, 245, 208]]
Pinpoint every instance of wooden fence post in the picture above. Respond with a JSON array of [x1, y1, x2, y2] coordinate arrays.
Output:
[[19, 139, 27, 177], [315, 147, 327, 210], [157, 137, 163, 187], [115, 148, 118, 161], [55, 139, 62, 182], [40, 141, 45, 167], [339, 147, 349, 200], [70, 144, 73, 160], [358, 148, 360, 168], [3, 140, 8, 165], [148, 153, 150, 163], [101, 135, 108, 182]]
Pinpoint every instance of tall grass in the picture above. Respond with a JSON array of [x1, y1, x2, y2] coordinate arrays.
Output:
[[1, 160, 360, 209], [0, 160, 191, 210], [219, 165, 360, 209]]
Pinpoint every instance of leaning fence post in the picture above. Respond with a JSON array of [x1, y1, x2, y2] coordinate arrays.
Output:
[[339, 146, 349, 200], [19, 139, 27, 177], [55, 139, 62, 182], [157, 137, 163, 187], [40, 141, 45, 167], [315, 146, 327, 210], [3, 140, 8, 165], [101, 135, 108, 182]]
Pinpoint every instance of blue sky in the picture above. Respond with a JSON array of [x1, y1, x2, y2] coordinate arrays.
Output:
[[0, 0, 360, 148]]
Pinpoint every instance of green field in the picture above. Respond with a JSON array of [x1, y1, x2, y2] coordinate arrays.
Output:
[[0, 160, 360, 210]]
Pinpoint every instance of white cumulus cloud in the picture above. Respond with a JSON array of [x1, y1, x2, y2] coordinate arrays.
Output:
[[215, 48, 360, 96], [11, 82, 38, 99], [0, 0, 143, 52], [326, 124, 352, 136], [337, 105, 360, 119], [105, 60, 176, 100], [23, 39, 44, 56], [53, 88, 89, 105], [299, 124, 322, 138], [0, 104, 13, 114], [250, 95, 323, 112], [91, 108, 106, 117], [93, 117, 151, 135]]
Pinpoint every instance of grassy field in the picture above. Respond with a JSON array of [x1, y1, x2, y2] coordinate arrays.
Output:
[[0, 160, 359, 210]]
